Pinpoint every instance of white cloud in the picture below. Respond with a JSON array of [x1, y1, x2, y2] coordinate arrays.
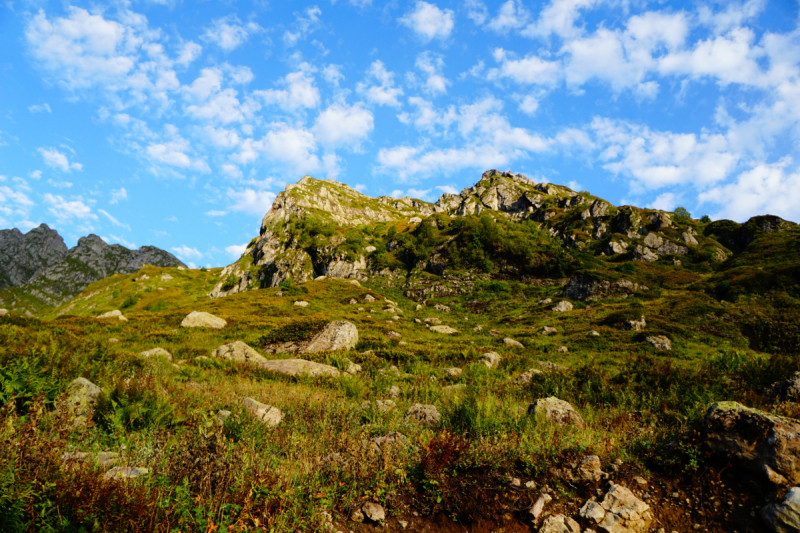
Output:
[[171, 245, 203, 260], [225, 243, 248, 258], [486, 0, 531, 32], [0, 185, 34, 227], [519, 95, 539, 115], [313, 103, 374, 147], [29, 170, 42, 180], [488, 48, 560, 86], [38, 147, 82, 172], [105, 234, 137, 249], [146, 128, 210, 171], [390, 189, 404, 198], [322, 64, 344, 85], [257, 65, 320, 110], [698, 159, 800, 222], [407, 188, 432, 199], [204, 126, 241, 148], [435, 184, 459, 194], [522, 0, 600, 39], [567, 180, 582, 191], [227, 188, 277, 215], [465, 0, 489, 25], [43, 193, 96, 223], [47, 179, 72, 188], [356, 61, 403, 107], [354, 183, 367, 192], [29, 103, 51, 113], [202, 15, 261, 52], [284, 6, 322, 47], [415, 52, 449, 94], [98, 208, 132, 231], [205, 210, 228, 216], [110, 187, 127, 204], [399, 2, 454, 42], [647, 192, 678, 211], [176, 41, 202, 66], [221, 163, 243, 179]]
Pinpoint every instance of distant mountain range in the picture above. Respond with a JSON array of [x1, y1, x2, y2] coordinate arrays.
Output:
[[0, 224, 185, 313]]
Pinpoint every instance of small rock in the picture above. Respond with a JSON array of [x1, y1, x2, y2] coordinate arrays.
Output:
[[387, 386, 401, 398], [515, 368, 543, 384], [108, 338, 120, 343], [528, 397, 584, 427], [423, 317, 442, 325], [624, 316, 646, 331], [433, 304, 450, 312], [242, 397, 283, 426], [348, 279, 361, 286], [314, 276, 326, 281], [415, 304, 424, 311], [349, 298, 357, 305], [103, 466, 149, 480], [350, 508, 365, 522], [139, 347, 173, 361], [294, 301, 309, 307], [489, 329, 501, 336], [444, 367, 462, 377], [587, 330, 600, 336], [646, 335, 672, 350], [539, 298, 553, 305], [368, 431, 408, 453], [386, 331, 401, 338], [525, 480, 536, 489], [557, 346, 568, 354], [473, 325, 483, 332], [0, 309, 8, 317], [577, 455, 605, 482], [260, 359, 340, 377], [343, 358, 362, 375], [633, 476, 648, 486], [365, 246, 377, 253], [504, 337, 524, 348], [762, 486, 800, 533], [528, 492, 553, 519], [542, 326, 558, 335], [405, 403, 441, 425], [430, 325, 458, 334], [97, 310, 127, 321], [552, 301, 574, 312], [212, 341, 267, 365], [160, 273, 173, 282], [362, 502, 386, 522], [181, 311, 226, 329], [538, 514, 580, 533], [398, 520, 408, 529], [216, 409, 232, 426], [64, 377, 101, 427], [364, 294, 376, 302], [481, 351, 502, 368]]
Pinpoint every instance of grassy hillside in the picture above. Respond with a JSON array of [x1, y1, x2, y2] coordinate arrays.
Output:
[[1, 250, 799, 531]]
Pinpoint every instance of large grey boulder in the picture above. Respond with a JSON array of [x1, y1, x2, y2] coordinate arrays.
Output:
[[264, 320, 358, 354], [405, 403, 441, 425], [762, 487, 800, 533], [430, 325, 458, 334], [242, 397, 283, 426], [645, 335, 672, 350], [503, 337, 524, 348], [657, 240, 689, 256], [480, 352, 502, 368], [538, 514, 580, 533], [260, 359, 340, 377], [528, 397, 584, 427], [579, 484, 653, 533], [181, 311, 226, 329], [705, 401, 800, 486], [97, 310, 127, 321], [564, 274, 648, 301], [552, 300, 573, 312], [64, 377, 101, 427], [632, 245, 658, 262], [212, 341, 268, 365]]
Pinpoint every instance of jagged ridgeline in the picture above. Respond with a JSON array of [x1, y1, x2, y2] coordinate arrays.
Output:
[[0, 225, 186, 314], [210, 169, 800, 305]]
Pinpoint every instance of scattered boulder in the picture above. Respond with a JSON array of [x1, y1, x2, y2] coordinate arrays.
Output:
[[64, 377, 101, 427], [181, 311, 226, 329], [632, 245, 658, 262], [489, 329, 501, 336], [682, 232, 699, 245], [423, 317, 442, 325], [108, 338, 120, 343], [658, 240, 689, 256], [539, 361, 567, 372], [433, 304, 451, 312], [762, 486, 800, 533], [557, 346, 569, 354], [405, 403, 441, 425], [348, 279, 361, 286], [212, 341, 268, 365], [542, 326, 558, 335], [552, 301, 573, 312], [579, 484, 653, 533], [242, 397, 283, 426], [645, 335, 672, 350], [259, 359, 340, 377], [349, 298, 357, 305], [605, 241, 628, 255], [305, 320, 358, 352], [293, 300, 309, 307], [564, 274, 648, 301], [766, 372, 800, 402], [216, 410, 232, 426], [577, 455, 605, 482], [365, 245, 377, 253], [504, 337, 524, 348], [363, 400, 396, 414], [705, 401, 800, 486], [528, 397, 584, 427], [623, 316, 647, 331], [473, 324, 483, 332], [386, 331, 401, 338], [387, 386, 401, 398], [430, 325, 458, 334], [160, 273, 173, 282], [103, 467, 149, 481], [343, 358, 362, 375], [97, 310, 127, 321], [368, 431, 408, 453], [139, 347, 172, 360], [538, 514, 580, 533], [444, 367, 462, 377], [480, 352, 502, 368], [539, 298, 553, 305], [62, 451, 120, 469], [515, 368, 543, 384], [527, 492, 552, 520], [587, 330, 600, 336], [0, 309, 8, 317], [362, 502, 386, 523], [364, 294, 376, 302]]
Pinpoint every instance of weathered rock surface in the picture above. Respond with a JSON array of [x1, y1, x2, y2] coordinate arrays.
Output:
[[361, 502, 386, 522], [623, 316, 647, 331], [766, 372, 800, 402], [564, 275, 648, 301], [552, 300, 573, 312], [444, 367, 463, 377], [64, 377, 101, 427], [528, 397, 584, 427], [538, 514, 580, 533], [480, 352, 502, 368], [103, 467, 150, 481], [579, 484, 653, 533], [368, 431, 408, 453], [264, 321, 358, 354], [139, 347, 172, 360], [645, 335, 672, 350], [430, 325, 458, 334], [577, 455, 605, 482], [632, 245, 658, 262], [242, 397, 283, 426], [212, 341, 268, 365], [504, 337, 524, 348], [542, 326, 558, 335], [405, 403, 441, 425], [0, 223, 68, 288], [515, 368, 543, 384], [762, 487, 800, 533], [259, 359, 340, 377], [294, 300, 309, 307], [705, 401, 800, 485], [181, 311, 227, 329], [97, 309, 127, 321]]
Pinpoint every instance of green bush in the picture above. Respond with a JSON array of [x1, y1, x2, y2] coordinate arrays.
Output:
[[259, 319, 328, 345], [94, 377, 178, 432], [120, 293, 138, 309]]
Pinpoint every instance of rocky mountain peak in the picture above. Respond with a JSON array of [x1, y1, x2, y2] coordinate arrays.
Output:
[[0, 223, 68, 289]]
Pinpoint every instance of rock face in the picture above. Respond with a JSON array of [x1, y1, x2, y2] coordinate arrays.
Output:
[[577, 455, 606, 482], [579, 484, 653, 533], [405, 403, 441, 425], [259, 359, 341, 377], [242, 398, 283, 426], [264, 320, 358, 354], [181, 311, 227, 329], [624, 316, 647, 331], [1, 229, 184, 308], [538, 514, 580, 533], [705, 401, 800, 486], [64, 377, 101, 427], [528, 397, 584, 427], [564, 275, 648, 301], [766, 372, 800, 402], [552, 300, 573, 312], [480, 352, 502, 368], [762, 487, 800, 533], [212, 341, 268, 365], [632, 245, 658, 262], [645, 335, 671, 350]]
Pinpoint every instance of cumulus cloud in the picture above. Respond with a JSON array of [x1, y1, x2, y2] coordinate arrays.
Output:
[[171, 245, 203, 260], [486, 0, 531, 32], [225, 243, 248, 258], [399, 2, 454, 42], [43, 193, 96, 223], [284, 6, 322, 47], [488, 48, 560, 86], [257, 66, 320, 110], [356, 61, 403, 106], [202, 15, 261, 52], [110, 187, 128, 204], [313, 103, 374, 147], [435, 184, 459, 194], [38, 147, 82, 172], [227, 188, 277, 215], [29, 103, 51, 113], [0, 185, 34, 227], [98, 209, 132, 231], [415, 52, 449, 94], [146, 127, 210, 172]]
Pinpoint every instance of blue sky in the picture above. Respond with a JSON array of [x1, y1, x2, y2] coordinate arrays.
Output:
[[1, 0, 799, 267]]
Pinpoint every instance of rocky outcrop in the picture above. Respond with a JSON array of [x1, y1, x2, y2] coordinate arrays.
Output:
[[564, 274, 648, 301], [579, 484, 653, 533], [632, 245, 658, 262], [212, 341, 268, 365], [705, 401, 800, 486], [0, 223, 67, 289], [645, 335, 672, 350], [766, 372, 800, 402], [264, 321, 358, 354], [528, 397, 584, 427], [538, 514, 580, 533], [762, 487, 800, 533], [405, 403, 441, 425], [242, 397, 283, 426]]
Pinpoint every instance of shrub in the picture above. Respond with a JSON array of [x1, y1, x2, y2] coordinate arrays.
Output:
[[673, 207, 691, 224], [120, 293, 138, 309], [221, 273, 239, 291]]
